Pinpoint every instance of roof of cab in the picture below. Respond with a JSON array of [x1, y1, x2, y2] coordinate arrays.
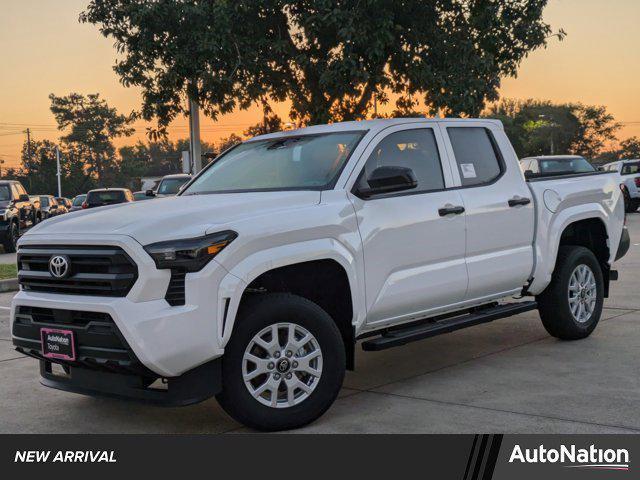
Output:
[[249, 117, 504, 142]]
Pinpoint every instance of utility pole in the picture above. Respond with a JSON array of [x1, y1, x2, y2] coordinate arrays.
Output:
[[373, 92, 378, 118], [55, 146, 62, 197], [189, 95, 202, 174], [26, 128, 31, 159]]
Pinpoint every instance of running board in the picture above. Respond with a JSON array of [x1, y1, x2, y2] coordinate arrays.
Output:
[[361, 301, 538, 351]]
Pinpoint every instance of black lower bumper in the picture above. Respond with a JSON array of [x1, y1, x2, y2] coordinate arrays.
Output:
[[616, 226, 630, 261], [38, 358, 222, 407]]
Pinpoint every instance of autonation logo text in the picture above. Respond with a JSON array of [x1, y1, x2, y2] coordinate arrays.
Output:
[[509, 444, 630, 471]]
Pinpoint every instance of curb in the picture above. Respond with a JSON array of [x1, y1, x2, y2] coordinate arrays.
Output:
[[0, 278, 18, 293]]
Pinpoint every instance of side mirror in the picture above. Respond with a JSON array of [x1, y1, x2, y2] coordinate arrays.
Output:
[[357, 166, 418, 198], [524, 170, 534, 179], [145, 189, 156, 197], [18, 194, 30, 202], [597, 166, 605, 171]]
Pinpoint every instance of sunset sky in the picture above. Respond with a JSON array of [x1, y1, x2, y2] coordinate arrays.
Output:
[[1, 0, 639, 169]]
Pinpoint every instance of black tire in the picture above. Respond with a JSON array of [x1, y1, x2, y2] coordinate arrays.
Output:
[[537, 246, 604, 340], [2, 221, 18, 253], [216, 293, 346, 431]]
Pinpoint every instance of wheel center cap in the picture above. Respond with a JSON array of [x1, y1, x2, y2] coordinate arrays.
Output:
[[277, 358, 291, 373]]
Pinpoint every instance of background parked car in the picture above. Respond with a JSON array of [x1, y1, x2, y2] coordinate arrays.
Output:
[[84, 188, 134, 209], [28, 196, 42, 224], [133, 190, 154, 201], [69, 194, 86, 212], [0, 180, 35, 252], [601, 159, 640, 212], [145, 173, 192, 198], [56, 197, 73, 211], [520, 155, 596, 177], [38, 195, 65, 220]]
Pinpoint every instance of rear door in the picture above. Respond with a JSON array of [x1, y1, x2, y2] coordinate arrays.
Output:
[[348, 123, 468, 326], [439, 122, 535, 301]]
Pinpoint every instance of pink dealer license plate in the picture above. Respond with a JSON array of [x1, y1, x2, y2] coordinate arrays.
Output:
[[40, 328, 76, 361]]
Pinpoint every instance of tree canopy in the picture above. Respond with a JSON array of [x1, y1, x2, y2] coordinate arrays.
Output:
[[484, 99, 621, 159], [81, 0, 561, 133]]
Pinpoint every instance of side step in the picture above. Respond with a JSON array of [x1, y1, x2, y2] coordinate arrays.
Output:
[[361, 301, 537, 351]]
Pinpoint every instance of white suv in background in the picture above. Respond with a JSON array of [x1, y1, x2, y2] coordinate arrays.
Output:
[[601, 159, 640, 212]]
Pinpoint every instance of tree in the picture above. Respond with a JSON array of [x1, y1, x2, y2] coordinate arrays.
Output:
[[81, 0, 561, 131], [619, 137, 640, 159], [49, 92, 134, 182], [484, 99, 620, 159]]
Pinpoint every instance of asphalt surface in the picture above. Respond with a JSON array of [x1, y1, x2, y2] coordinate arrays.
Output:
[[1, 216, 639, 433]]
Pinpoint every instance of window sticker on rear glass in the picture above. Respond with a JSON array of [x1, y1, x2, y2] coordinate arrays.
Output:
[[460, 163, 477, 178]]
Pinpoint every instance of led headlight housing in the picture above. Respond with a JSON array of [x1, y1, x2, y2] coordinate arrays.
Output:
[[144, 230, 237, 272]]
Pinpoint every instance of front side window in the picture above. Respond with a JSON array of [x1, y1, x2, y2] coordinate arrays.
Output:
[[183, 132, 364, 194], [357, 128, 445, 194], [448, 127, 503, 187]]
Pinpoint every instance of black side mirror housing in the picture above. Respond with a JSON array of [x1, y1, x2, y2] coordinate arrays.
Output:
[[145, 189, 156, 197], [524, 169, 534, 179], [357, 166, 418, 198]]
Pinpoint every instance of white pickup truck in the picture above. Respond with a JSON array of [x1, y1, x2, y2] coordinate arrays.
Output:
[[11, 118, 629, 431]]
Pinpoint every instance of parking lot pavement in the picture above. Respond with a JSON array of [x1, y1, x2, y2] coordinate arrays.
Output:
[[0, 252, 16, 265], [1, 217, 639, 433]]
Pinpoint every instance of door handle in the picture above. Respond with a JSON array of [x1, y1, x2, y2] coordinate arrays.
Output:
[[438, 205, 465, 216], [508, 197, 531, 207]]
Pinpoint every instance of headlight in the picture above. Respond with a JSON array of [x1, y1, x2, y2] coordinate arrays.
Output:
[[143, 230, 237, 272]]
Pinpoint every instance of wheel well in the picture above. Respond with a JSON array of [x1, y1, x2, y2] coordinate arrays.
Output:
[[559, 218, 610, 295], [240, 260, 355, 370]]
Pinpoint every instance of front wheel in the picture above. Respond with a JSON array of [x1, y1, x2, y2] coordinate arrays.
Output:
[[537, 246, 604, 340], [216, 293, 346, 431]]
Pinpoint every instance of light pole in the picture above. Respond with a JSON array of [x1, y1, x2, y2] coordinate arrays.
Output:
[[55, 146, 62, 197]]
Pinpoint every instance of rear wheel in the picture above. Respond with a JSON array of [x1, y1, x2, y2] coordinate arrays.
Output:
[[537, 246, 604, 340], [2, 221, 18, 253], [216, 293, 345, 431]]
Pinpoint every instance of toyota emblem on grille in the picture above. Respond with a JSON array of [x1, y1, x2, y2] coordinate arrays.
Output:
[[48, 255, 70, 279]]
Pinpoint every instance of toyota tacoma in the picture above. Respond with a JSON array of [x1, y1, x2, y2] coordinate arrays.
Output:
[[11, 118, 629, 430]]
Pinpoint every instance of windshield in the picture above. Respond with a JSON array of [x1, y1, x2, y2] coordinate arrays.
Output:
[[539, 158, 595, 174], [0, 186, 11, 202], [158, 177, 190, 194], [183, 132, 364, 194], [72, 195, 86, 206], [87, 190, 126, 206]]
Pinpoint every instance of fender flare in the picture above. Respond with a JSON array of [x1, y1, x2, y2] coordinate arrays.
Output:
[[215, 238, 365, 347], [529, 204, 614, 295]]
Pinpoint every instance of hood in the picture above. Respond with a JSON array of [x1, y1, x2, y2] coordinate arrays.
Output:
[[24, 191, 321, 245]]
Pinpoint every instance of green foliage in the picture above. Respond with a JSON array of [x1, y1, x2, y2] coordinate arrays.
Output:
[[49, 92, 134, 182], [81, 0, 559, 131], [484, 99, 620, 159], [619, 137, 640, 159]]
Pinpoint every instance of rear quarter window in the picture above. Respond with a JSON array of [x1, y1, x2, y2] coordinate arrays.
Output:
[[447, 127, 504, 187]]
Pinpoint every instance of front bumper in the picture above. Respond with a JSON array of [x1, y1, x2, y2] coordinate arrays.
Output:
[[11, 233, 238, 378], [38, 358, 221, 406]]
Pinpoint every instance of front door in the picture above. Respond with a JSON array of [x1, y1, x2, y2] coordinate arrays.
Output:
[[348, 125, 468, 327]]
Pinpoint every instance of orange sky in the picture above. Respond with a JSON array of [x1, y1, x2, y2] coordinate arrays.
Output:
[[1, 0, 639, 168]]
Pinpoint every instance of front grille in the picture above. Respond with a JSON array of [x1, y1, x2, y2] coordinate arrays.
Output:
[[165, 269, 186, 306], [18, 245, 138, 297], [12, 306, 152, 376]]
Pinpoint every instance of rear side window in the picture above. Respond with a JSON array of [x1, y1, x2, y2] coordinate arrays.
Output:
[[622, 162, 640, 175], [359, 128, 444, 194], [448, 127, 503, 187]]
